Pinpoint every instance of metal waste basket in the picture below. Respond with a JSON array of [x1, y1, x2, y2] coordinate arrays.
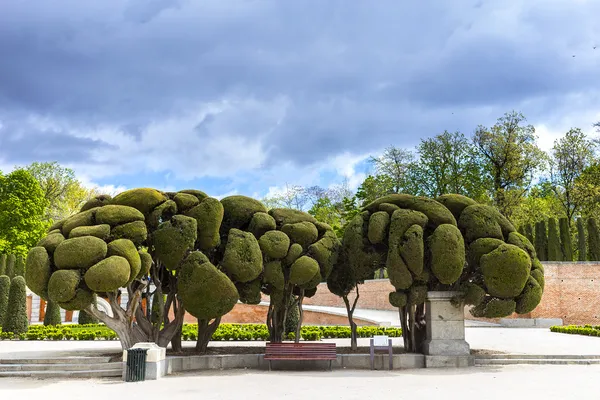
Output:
[[125, 348, 148, 382]]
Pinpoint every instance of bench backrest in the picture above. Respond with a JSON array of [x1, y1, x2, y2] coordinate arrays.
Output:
[[265, 342, 336, 356]]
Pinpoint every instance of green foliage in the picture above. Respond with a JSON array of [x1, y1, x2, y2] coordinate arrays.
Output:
[[25, 247, 51, 300], [3, 276, 29, 334], [577, 218, 587, 261], [178, 252, 239, 321], [0, 275, 9, 327], [5, 254, 15, 279], [107, 239, 141, 283], [95, 205, 145, 226], [185, 197, 224, 251], [550, 128, 596, 223], [550, 325, 600, 337], [84, 256, 131, 292], [588, 218, 600, 261], [69, 224, 111, 240], [0, 254, 5, 275], [535, 221, 548, 261], [367, 211, 390, 245], [289, 256, 320, 286], [220, 195, 267, 233], [285, 297, 299, 335], [13, 255, 25, 277], [221, 229, 263, 282], [428, 224, 464, 284], [547, 218, 562, 261], [473, 111, 546, 218], [111, 188, 168, 215], [48, 269, 81, 303], [43, 300, 62, 326], [281, 221, 318, 248], [78, 310, 98, 325], [355, 174, 396, 206], [412, 131, 487, 200], [151, 215, 197, 270], [54, 236, 108, 270], [471, 297, 516, 318], [110, 221, 148, 245], [259, 230, 290, 259], [481, 244, 531, 298], [559, 217, 573, 261], [0, 169, 49, 255]]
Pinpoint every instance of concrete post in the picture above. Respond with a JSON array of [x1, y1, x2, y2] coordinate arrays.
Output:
[[422, 291, 473, 367]]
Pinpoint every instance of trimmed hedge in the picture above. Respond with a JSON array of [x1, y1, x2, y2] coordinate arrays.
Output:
[[2, 323, 402, 341], [550, 325, 600, 337]]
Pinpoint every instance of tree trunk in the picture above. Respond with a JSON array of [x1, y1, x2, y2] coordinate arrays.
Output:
[[196, 317, 221, 353], [399, 305, 410, 352], [294, 292, 305, 344], [408, 305, 416, 353], [342, 286, 360, 351]]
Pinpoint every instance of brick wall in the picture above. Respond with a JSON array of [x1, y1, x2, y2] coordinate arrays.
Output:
[[301, 262, 600, 325]]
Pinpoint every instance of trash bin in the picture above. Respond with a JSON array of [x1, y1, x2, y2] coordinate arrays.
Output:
[[125, 348, 148, 382]]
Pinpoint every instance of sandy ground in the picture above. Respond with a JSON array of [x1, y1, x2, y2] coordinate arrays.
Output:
[[1, 365, 600, 399]]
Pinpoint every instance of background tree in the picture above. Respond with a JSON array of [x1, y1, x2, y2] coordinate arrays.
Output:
[[5, 254, 15, 279], [559, 217, 573, 261], [412, 131, 487, 199], [0, 275, 10, 328], [577, 218, 587, 261], [510, 183, 563, 231], [473, 111, 546, 218], [43, 300, 62, 326], [3, 276, 29, 334], [369, 146, 415, 194], [0, 169, 48, 255], [355, 175, 395, 206], [26, 162, 97, 222], [588, 218, 600, 261], [549, 128, 596, 224], [0, 254, 5, 275], [574, 163, 600, 220], [547, 218, 562, 261], [14, 255, 25, 277]]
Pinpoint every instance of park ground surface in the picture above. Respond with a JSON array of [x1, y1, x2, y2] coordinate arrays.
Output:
[[2, 327, 600, 358], [2, 327, 600, 398], [0, 365, 599, 399]]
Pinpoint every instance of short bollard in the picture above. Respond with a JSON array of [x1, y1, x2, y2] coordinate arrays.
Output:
[[125, 348, 148, 382]]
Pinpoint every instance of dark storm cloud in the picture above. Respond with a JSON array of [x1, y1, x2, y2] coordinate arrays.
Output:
[[0, 0, 599, 171]]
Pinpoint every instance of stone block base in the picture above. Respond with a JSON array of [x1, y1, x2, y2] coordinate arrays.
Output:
[[422, 339, 470, 356], [425, 355, 474, 368]]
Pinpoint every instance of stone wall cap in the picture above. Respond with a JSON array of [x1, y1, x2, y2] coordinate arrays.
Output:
[[426, 291, 461, 300]]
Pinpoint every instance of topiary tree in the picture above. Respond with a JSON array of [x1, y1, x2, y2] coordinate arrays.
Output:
[[559, 217, 573, 262], [0, 275, 10, 328], [577, 218, 587, 261], [535, 221, 548, 261], [3, 276, 29, 334], [524, 224, 534, 245], [329, 193, 544, 353], [43, 300, 62, 326], [78, 310, 98, 325], [547, 218, 562, 261], [14, 255, 25, 277], [588, 218, 600, 261], [0, 254, 6, 275], [5, 254, 15, 279], [26, 188, 242, 350]]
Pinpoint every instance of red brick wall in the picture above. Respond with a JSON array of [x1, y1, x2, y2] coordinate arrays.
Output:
[[302, 262, 600, 325]]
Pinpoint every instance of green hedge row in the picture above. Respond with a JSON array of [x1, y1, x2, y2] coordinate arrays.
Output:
[[550, 325, 600, 337], [0, 324, 118, 341], [1, 323, 402, 342]]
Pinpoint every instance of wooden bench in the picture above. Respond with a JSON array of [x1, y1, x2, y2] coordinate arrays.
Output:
[[264, 342, 337, 371]]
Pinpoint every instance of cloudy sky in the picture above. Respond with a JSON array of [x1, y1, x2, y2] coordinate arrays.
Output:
[[0, 0, 599, 199]]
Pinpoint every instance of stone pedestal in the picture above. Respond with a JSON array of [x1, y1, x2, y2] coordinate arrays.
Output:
[[422, 291, 470, 358], [122, 342, 167, 380]]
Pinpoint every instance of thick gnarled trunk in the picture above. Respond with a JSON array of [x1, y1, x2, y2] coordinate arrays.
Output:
[[398, 304, 426, 353], [196, 317, 221, 353]]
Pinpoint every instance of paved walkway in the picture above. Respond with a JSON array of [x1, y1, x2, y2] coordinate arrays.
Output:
[[301, 305, 500, 327], [1, 365, 600, 398], [1, 327, 600, 359]]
